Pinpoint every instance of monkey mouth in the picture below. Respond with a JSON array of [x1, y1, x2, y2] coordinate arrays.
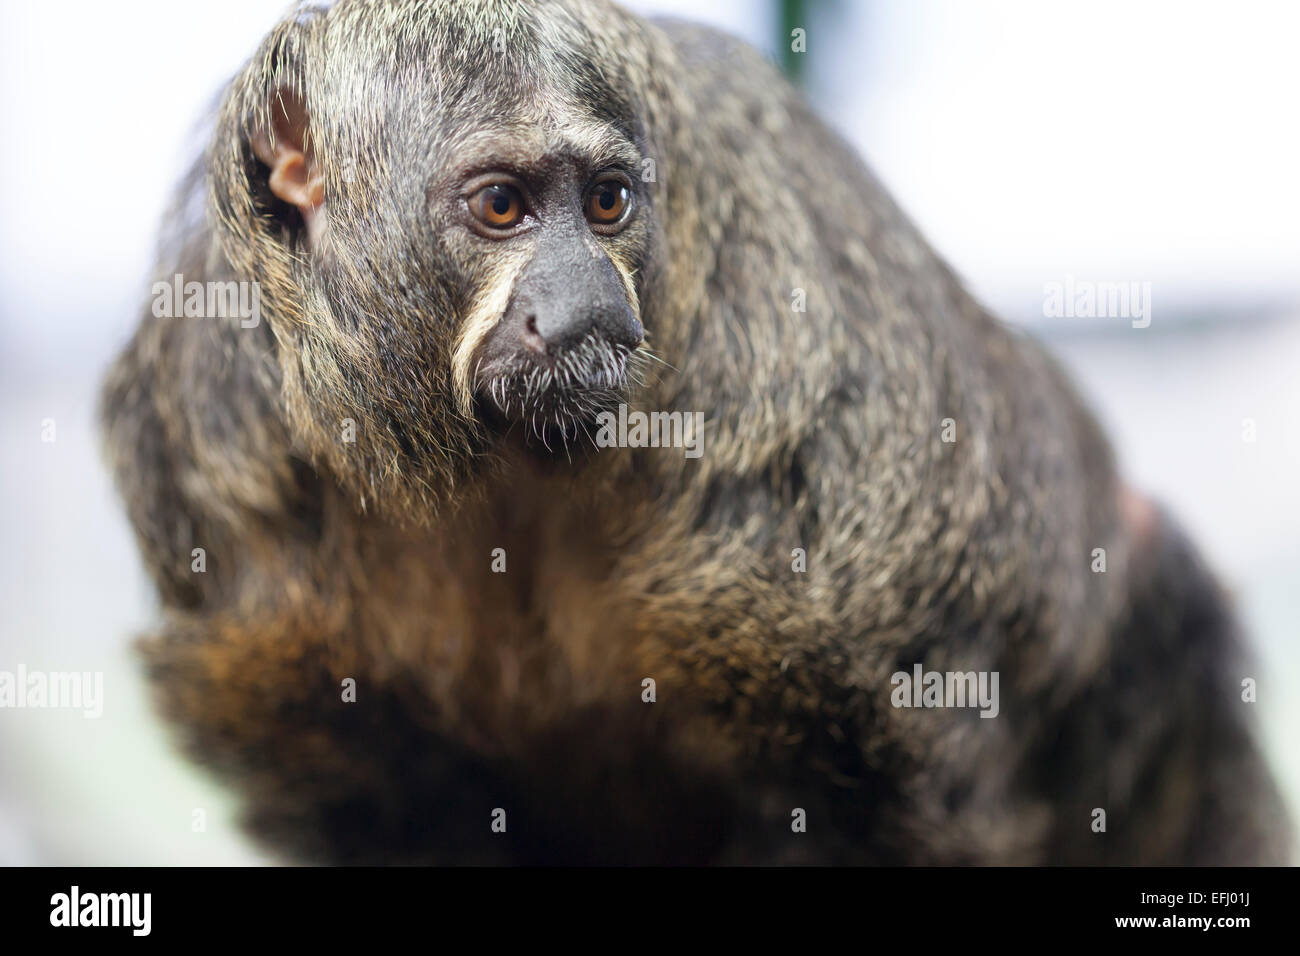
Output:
[[473, 333, 643, 453]]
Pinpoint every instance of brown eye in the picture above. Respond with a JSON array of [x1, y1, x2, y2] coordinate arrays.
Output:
[[469, 184, 525, 229], [585, 180, 631, 227]]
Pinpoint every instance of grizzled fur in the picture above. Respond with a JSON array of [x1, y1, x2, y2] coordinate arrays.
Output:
[[101, 0, 1289, 863]]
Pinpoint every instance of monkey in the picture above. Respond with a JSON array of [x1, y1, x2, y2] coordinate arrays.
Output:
[[100, 0, 1290, 865]]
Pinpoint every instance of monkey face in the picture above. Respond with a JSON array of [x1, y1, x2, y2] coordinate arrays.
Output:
[[447, 137, 650, 453], [429, 94, 658, 457], [223, 0, 664, 516]]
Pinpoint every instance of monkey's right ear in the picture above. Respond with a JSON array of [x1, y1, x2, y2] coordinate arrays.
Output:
[[250, 88, 324, 231]]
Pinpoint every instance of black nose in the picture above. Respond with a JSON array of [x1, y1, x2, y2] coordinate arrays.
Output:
[[527, 300, 643, 353], [496, 232, 644, 357]]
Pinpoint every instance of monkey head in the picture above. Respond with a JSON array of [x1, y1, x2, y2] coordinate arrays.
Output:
[[212, 0, 666, 523]]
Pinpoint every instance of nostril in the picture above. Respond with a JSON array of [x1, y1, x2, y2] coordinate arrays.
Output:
[[521, 314, 547, 355]]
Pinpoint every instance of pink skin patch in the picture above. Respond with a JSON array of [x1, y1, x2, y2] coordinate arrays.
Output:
[[1120, 485, 1158, 552]]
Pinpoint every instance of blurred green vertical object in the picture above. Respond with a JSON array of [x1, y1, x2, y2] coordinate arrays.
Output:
[[778, 0, 809, 84]]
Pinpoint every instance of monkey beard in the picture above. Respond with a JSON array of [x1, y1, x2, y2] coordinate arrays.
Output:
[[473, 332, 650, 456]]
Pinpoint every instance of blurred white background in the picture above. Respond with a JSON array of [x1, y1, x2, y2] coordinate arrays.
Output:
[[1, 0, 1296, 864]]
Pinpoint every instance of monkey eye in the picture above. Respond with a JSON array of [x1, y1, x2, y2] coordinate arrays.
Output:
[[468, 183, 526, 230], [584, 178, 632, 230]]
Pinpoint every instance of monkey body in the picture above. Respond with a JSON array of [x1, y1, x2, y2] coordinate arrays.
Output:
[[102, 0, 1289, 864]]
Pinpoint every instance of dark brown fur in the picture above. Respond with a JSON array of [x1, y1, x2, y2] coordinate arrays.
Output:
[[101, 0, 1290, 863]]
